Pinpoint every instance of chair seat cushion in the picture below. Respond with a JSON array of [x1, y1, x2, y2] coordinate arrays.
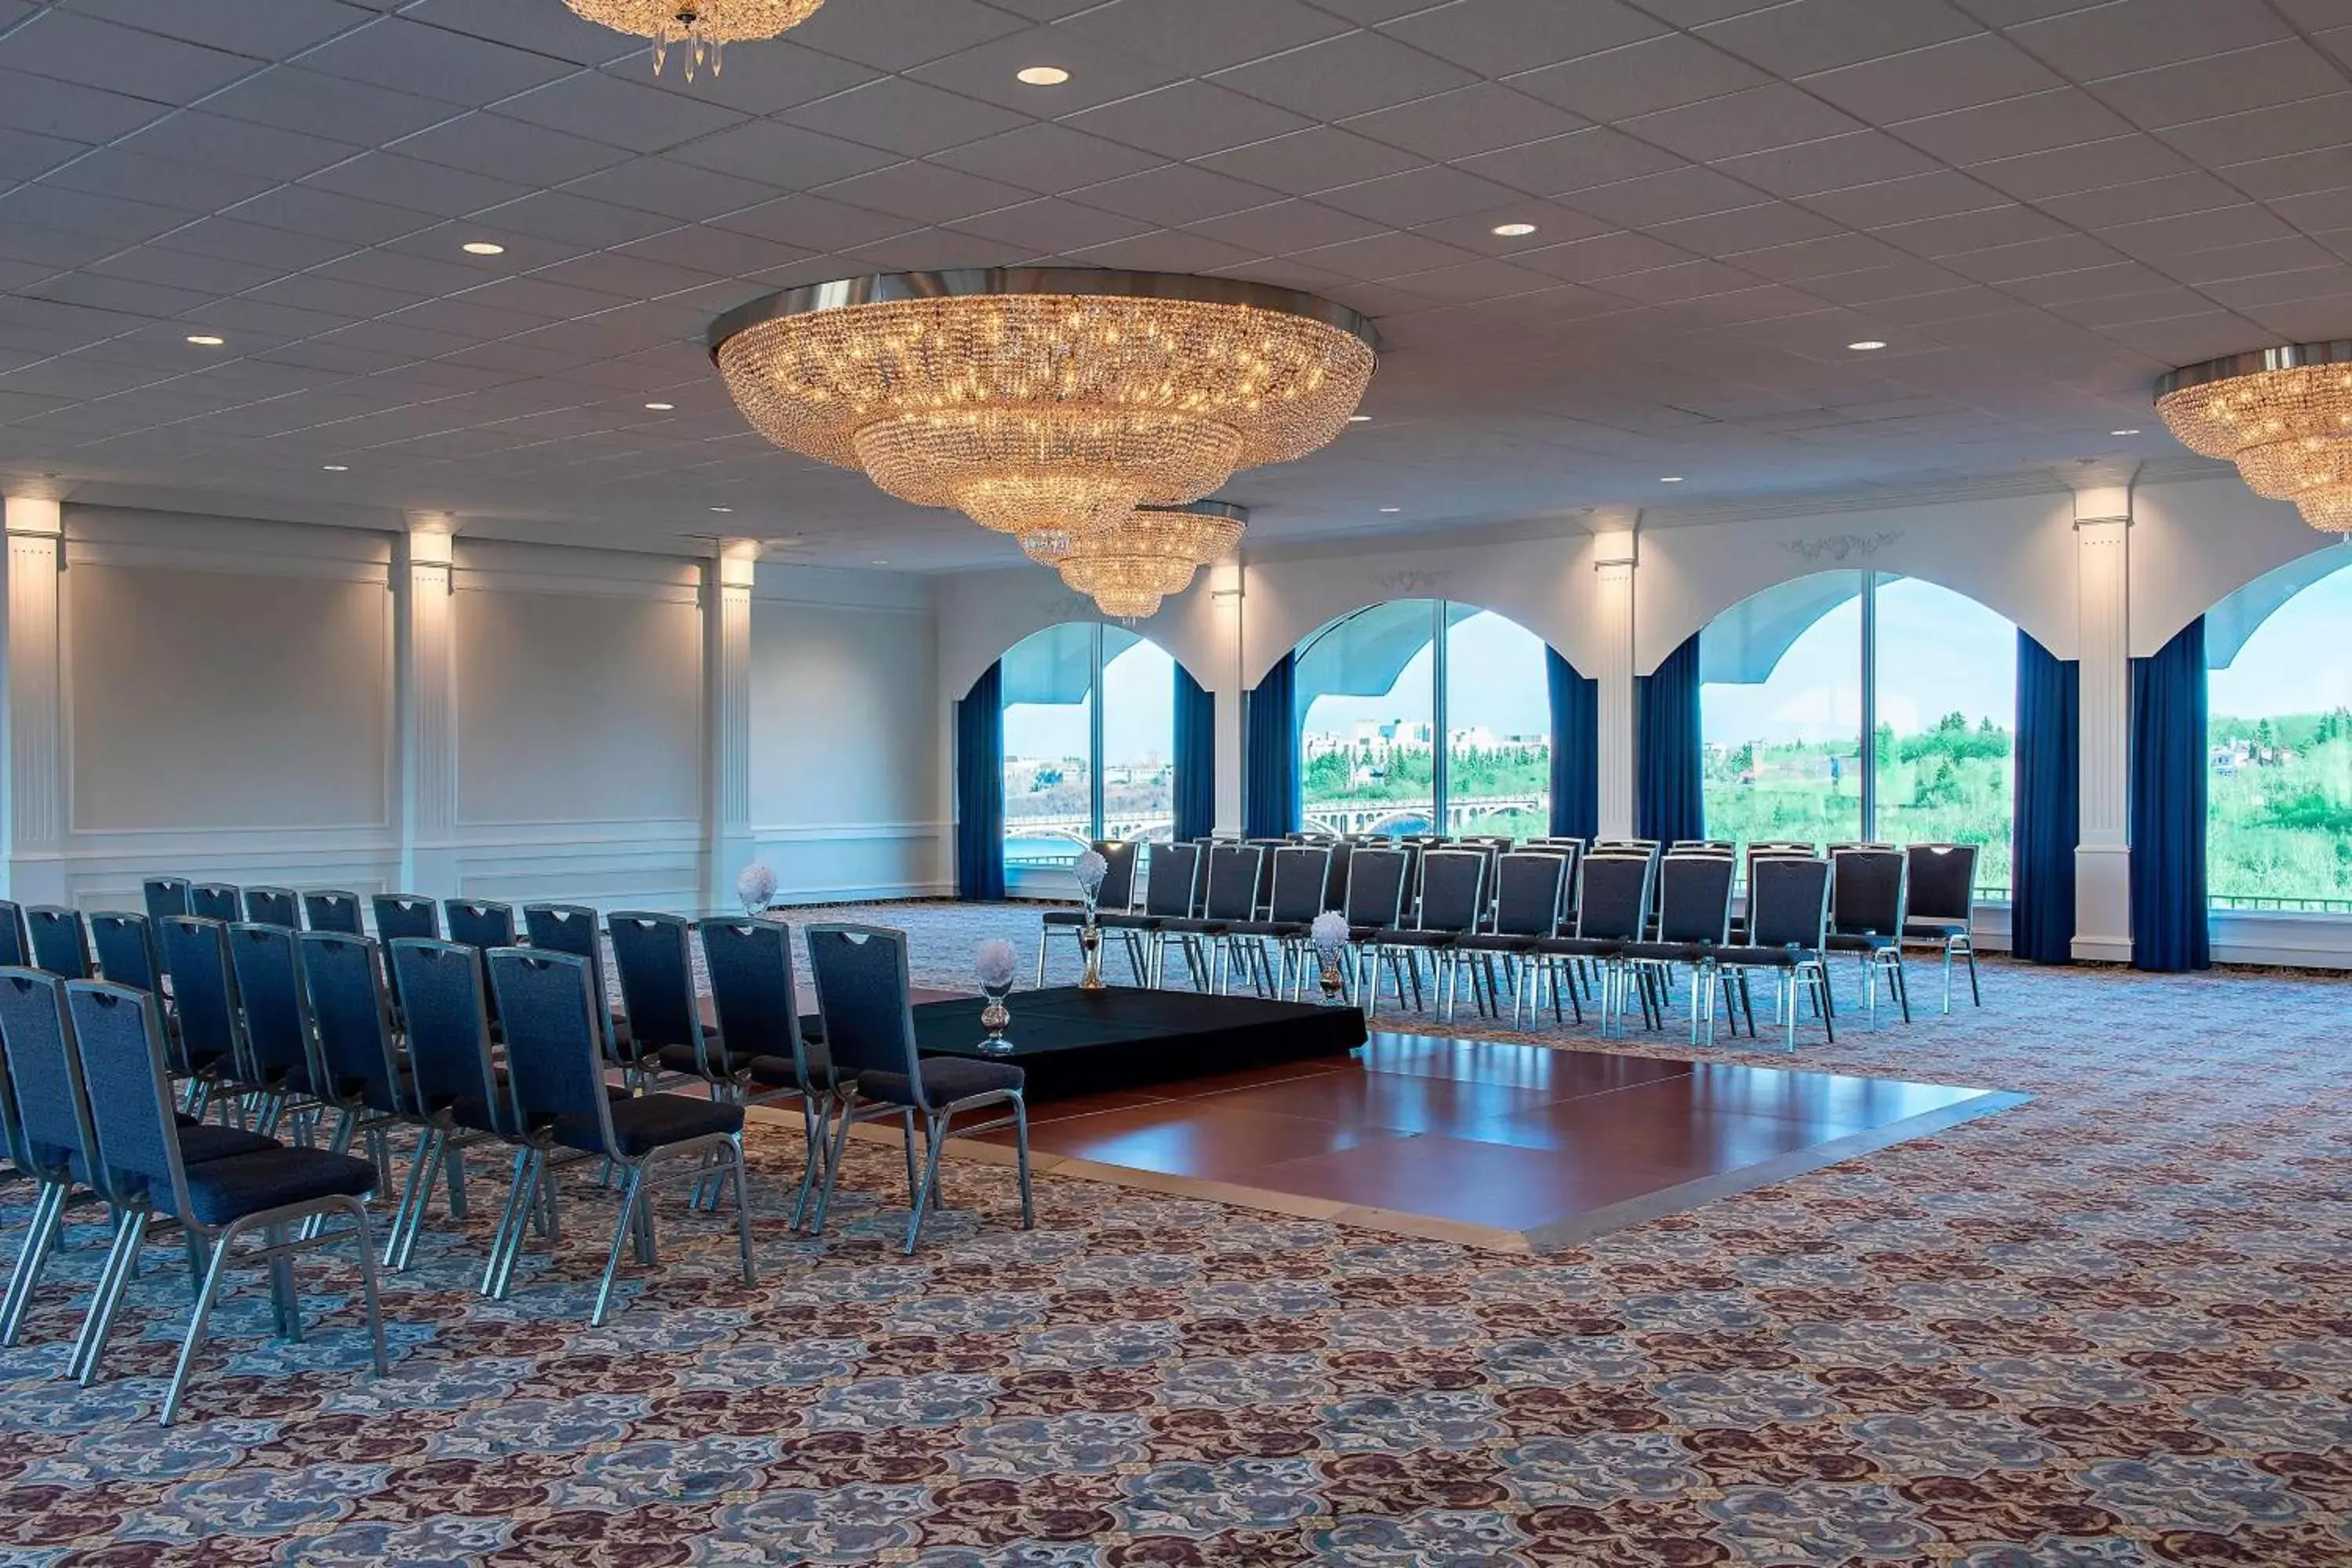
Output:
[[1156, 917, 1231, 936], [1040, 909, 1090, 927], [652, 1034, 731, 1078], [1904, 918, 1969, 939], [1221, 920, 1305, 939], [1453, 932, 1537, 954], [1095, 913, 1162, 931], [1711, 944, 1806, 969], [1621, 940, 1712, 964], [857, 1057, 1024, 1108], [1530, 936, 1624, 958], [1374, 928, 1461, 949], [742, 1041, 833, 1091], [176, 1123, 281, 1164], [172, 1147, 378, 1226], [1827, 931, 1898, 952], [556, 1094, 744, 1158]]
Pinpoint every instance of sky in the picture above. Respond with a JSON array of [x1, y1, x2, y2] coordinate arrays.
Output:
[[1003, 633, 1173, 764], [2210, 557, 2352, 720], [1299, 610, 1551, 739]]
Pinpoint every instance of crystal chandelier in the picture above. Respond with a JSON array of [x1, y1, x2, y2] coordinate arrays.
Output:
[[1049, 502, 1247, 619], [561, 0, 825, 79], [709, 270, 1377, 541], [2156, 343, 2352, 531]]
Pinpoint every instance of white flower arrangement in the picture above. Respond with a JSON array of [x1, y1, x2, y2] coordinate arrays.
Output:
[[1310, 910, 1349, 955], [1073, 848, 1109, 902], [975, 938, 1020, 992], [735, 862, 777, 911]]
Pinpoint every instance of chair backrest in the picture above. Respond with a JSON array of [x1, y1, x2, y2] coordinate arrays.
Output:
[[302, 890, 366, 937], [699, 918, 807, 1081], [804, 924, 923, 1091], [1320, 839, 1355, 910], [1200, 844, 1264, 922], [1092, 840, 1139, 912], [0, 900, 27, 970], [89, 912, 161, 993], [227, 921, 316, 1087], [1268, 846, 1331, 924], [443, 899, 517, 952], [1748, 856, 1832, 951], [1655, 853, 1736, 945], [0, 967, 99, 1186], [521, 904, 616, 1056], [188, 884, 241, 924], [1831, 846, 1909, 937], [1575, 854, 1654, 942], [158, 916, 241, 1076], [1341, 848, 1410, 928], [1491, 852, 1570, 938], [606, 910, 704, 1064], [299, 932, 404, 1112], [64, 981, 190, 1219], [1415, 849, 1487, 933], [486, 949, 620, 1145], [389, 938, 505, 1128], [141, 877, 191, 928], [1903, 842, 1978, 923], [24, 906, 91, 979], [243, 885, 299, 928], [372, 894, 442, 942], [1142, 840, 1204, 919]]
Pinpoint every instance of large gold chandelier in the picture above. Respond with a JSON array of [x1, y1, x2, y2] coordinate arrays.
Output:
[[2157, 343, 2352, 531], [561, 0, 825, 79], [1036, 501, 1247, 619], [710, 270, 1377, 542]]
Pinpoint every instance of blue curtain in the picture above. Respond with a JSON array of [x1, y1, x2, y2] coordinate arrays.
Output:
[[1546, 646, 1599, 840], [2130, 616, 2210, 971], [1172, 663, 1216, 842], [1636, 633, 1705, 843], [954, 662, 1006, 902], [2012, 630, 2078, 964], [1244, 652, 1298, 840]]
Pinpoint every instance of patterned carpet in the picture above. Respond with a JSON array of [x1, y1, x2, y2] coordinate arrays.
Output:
[[3, 900, 2350, 1566]]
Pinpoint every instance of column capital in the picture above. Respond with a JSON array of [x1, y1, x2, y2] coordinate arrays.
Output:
[[2063, 464, 2137, 528], [4, 495, 63, 537], [713, 537, 760, 590]]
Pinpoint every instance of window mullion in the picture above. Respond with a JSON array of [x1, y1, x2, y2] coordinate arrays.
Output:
[[1089, 622, 1106, 841], [1432, 599, 1450, 835], [1860, 571, 1877, 842]]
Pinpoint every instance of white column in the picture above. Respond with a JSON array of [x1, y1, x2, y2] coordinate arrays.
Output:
[[3, 495, 67, 906], [704, 540, 757, 909], [2071, 481, 2133, 961], [398, 517, 461, 898], [1209, 559, 1246, 835], [1590, 513, 1639, 838]]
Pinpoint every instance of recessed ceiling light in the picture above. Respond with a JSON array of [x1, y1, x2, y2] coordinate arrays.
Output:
[[1491, 222, 1537, 237], [872, 559, 888, 565], [321, 464, 349, 472], [710, 506, 732, 513], [1847, 339, 1888, 351], [1016, 65, 1069, 85], [1348, 414, 1371, 423], [185, 334, 225, 347], [2111, 427, 2141, 436], [644, 401, 675, 411], [1379, 506, 1401, 514], [462, 241, 506, 256], [1660, 475, 1686, 483]]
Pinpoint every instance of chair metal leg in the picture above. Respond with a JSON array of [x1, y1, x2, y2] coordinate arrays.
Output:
[[481, 1149, 539, 1301], [161, 1222, 240, 1426], [728, 1138, 757, 1287], [1963, 940, 1980, 1007], [591, 1165, 645, 1327], [0, 1181, 67, 1347], [70, 1207, 147, 1386], [266, 1229, 303, 1343], [1011, 1095, 1034, 1230], [810, 1094, 857, 1236], [342, 1198, 390, 1379], [790, 1095, 827, 1232], [1891, 953, 1913, 1024], [903, 1110, 950, 1255]]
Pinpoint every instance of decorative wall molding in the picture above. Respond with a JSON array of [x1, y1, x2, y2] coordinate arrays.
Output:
[[753, 820, 949, 843], [1375, 568, 1450, 595], [1780, 530, 1904, 564]]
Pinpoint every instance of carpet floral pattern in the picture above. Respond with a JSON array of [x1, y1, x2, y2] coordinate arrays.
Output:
[[2, 898, 2348, 1566]]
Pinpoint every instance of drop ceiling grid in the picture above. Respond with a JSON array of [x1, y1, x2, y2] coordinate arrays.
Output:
[[0, 0, 2336, 563]]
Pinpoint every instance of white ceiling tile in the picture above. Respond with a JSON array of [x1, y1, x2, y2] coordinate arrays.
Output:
[[1210, 31, 1479, 122], [1936, 232, 2126, 281], [1892, 87, 2137, 164], [0, 126, 86, 183], [1410, 201, 1619, 253], [1599, 258, 1767, 303], [2008, 0, 2292, 78], [840, 227, 1036, 270], [205, 67, 465, 145], [2038, 171, 2246, 229], [785, 0, 1029, 72], [528, 249, 728, 300], [2158, 234, 2340, 283], [245, 272, 427, 319], [390, 113, 634, 186], [899, 25, 1181, 116], [1509, 229, 1697, 281], [707, 191, 914, 249], [1621, 85, 1867, 162], [558, 157, 784, 223], [1383, 0, 1669, 75], [463, 189, 679, 248], [1872, 201, 2071, 255], [153, 214, 361, 269], [1454, 129, 1686, 197], [85, 244, 284, 296], [1711, 131, 1944, 198], [296, 16, 575, 105], [2269, 190, 2352, 239], [1198, 129, 1425, 197], [2094, 204, 2297, 261], [1966, 134, 2194, 200], [0, 64, 167, 143], [1183, 198, 1392, 254], [20, 270, 215, 321], [666, 119, 899, 187], [611, 223, 814, 276], [2223, 146, 2352, 202], [1649, 201, 1846, 253], [0, 183, 188, 243], [634, 43, 881, 117], [397, 0, 637, 67], [1732, 230, 1912, 281], [1289, 229, 1488, 280], [1384, 256, 1566, 305], [43, 148, 278, 216], [1316, 165, 1523, 227], [1566, 165, 1767, 227], [813, 160, 1042, 226], [0, 10, 262, 100], [1700, 0, 1982, 75], [1057, 0, 1351, 77], [299, 151, 535, 219], [2092, 42, 2347, 133], [1800, 34, 2063, 122], [63, 0, 362, 58], [1506, 33, 1771, 124], [227, 185, 441, 246], [932, 122, 1161, 191], [1062, 228, 1265, 273], [1342, 85, 1588, 163], [783, 76, 1029, 159], [1064, 81, 1313, 162], [2158, 93, 2352, 166], [947, 197, 1156, 252], [1070, 163, 1283, 225], [498, 71, 750, 155], [114, 111, 362, 183]]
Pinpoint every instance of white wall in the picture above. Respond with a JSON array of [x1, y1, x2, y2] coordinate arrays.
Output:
[[750, 564, 946, 902]]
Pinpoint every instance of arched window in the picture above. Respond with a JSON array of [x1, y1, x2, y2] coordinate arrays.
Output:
[[1698, 571, 2016, 895], [2205, 551, 2352, 912], [1000, 622, 1174, 870], [1295, 599, 1552, 840]]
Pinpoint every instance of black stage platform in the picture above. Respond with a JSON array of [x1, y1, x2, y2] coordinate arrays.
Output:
[[891, 987, 1367, 1100]]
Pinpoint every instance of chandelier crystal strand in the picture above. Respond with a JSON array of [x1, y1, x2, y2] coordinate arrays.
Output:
[[1057, 502, 1247, 621], [561, 1, 826, 78], [710, 271, 1376, 542], [2156, 344, 2352, 532]]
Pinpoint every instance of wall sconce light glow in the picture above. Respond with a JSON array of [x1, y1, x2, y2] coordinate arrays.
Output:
[[1847, 339, 1888, 351], [185, 334, 225, 347], [1015, 65, 1069, 85], [321, 464, 349, 472], [462, 241, 506, 256], [644, 401, 675, 410], [1491, 222, 1537, 237]]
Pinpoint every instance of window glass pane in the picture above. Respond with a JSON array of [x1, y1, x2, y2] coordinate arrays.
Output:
[[1444, 608, 1552, 840], [2208, 557, 2352, 911], [1001, 625, 1094, 869], [1700, 572, 1864, 855], [1872, 577, 2016, 898], [1101, 628, 1174, 847], [1299, 600, 1438, 836]]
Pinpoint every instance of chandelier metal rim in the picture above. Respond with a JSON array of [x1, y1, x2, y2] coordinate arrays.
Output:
[[2152, 340, 2352, 400], [706, 267, 1382, 360], [1137, 499, 1248, 526]]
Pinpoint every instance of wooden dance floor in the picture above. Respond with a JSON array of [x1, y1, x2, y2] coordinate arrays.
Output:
[[946, 1032, 2024, 1254]]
